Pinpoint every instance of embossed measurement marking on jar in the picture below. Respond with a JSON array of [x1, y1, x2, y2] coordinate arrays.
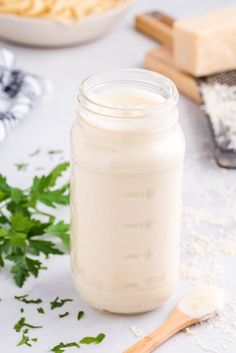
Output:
[[124, 220, 154, 231], [124, 189, 155, 200], [125, 250, 153, 260], [87, 142, 118, 154]]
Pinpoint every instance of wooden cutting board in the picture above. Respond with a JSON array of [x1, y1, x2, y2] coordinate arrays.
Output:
[[145, 46, 202, 103], [136, 12, 202, 103]]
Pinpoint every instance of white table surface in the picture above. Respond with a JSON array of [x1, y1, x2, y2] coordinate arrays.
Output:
[[1, 0, 236, 352]]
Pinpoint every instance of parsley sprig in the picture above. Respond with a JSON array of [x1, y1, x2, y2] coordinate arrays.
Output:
[[0, 162, 70, 287]]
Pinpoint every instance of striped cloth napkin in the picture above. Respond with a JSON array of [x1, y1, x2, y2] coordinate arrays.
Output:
[[0, 48, 51, 142]]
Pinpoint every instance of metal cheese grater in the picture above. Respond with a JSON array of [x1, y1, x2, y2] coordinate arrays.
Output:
[[198, 72, 236, 168], [136, 11, 236, 169]]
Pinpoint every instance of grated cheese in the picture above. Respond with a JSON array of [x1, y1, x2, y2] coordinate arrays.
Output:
[[195, 189, 213, 205], [221, 342, 230, 350], [177, 285, 226, 319], [201, 83, 236, 150], [182, 233, 236, 257], [192, 338, 220, 353], [183, 207, 226, 227], [127, 175, 236, 352], [181, 260, 223, 285], [208, 179, 235, 205], [180, 181, 236, 352]]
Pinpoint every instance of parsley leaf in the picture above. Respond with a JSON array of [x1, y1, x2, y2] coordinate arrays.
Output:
[[15, 294, 42, 304], [31, 162, 69, 196], [10, 256, 43, 287], [30, 162, 69, 208], [14, 317, 42, 332], [0, 175, 11, 201], [50, 297, 73, 310], [36, 185, 69, 208], [10, 188, 24, 203], [0, 228, 9, 237], [47, 221, 70, 250], [29, 239, 63, 257], [11, 213, 34, 233], [77, 311, 84, 320]]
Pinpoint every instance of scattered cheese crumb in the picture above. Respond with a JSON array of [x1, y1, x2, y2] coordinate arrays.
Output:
[[183, 208, 226, 227], [192, 338, 220, 353], [130, 326, 146, 339], [181, 260, 223, 285], [184, 327, 195, 335]]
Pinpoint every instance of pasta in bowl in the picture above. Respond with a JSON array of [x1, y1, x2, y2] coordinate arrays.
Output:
[[0, 0, 131, 47]]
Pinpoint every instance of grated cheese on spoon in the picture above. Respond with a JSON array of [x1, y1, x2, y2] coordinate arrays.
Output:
[[178, 285, 226, 319]]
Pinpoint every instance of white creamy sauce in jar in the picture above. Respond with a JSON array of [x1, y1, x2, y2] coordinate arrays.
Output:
[[70, 69, 185, 314]]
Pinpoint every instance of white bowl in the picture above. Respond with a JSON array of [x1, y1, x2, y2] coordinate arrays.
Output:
[[0, 2, 131, 47]]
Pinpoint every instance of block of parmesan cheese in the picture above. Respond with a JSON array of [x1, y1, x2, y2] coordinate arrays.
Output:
[[173, 6, 236, 76]]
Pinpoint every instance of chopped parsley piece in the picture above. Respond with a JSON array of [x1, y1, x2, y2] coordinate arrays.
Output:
[[37, 307, 44, 314], [20, 308, 24, 313], [77, 311, 84, 320], [29, 149, 41, 157], [59, 312, 69, 318], [17, 329, 31, 347], [14, 317, 42, 332], [48, 150, 63, 155], [15, 294, 42, 304], [17, 329, 38, 347], [50, 297, 73, 310], [51, 342, 80, 353], [80, 333, 105, 345], [50, 333, 105, 353], [15, 163, 28, 171]]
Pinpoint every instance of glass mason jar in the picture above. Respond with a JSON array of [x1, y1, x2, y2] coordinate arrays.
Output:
[[70, 69, 185, 314]]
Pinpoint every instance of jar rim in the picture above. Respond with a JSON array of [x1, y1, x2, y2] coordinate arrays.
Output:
[[78, 68, 179, 119]]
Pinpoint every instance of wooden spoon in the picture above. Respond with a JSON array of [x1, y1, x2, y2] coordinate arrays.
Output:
[[123, 285, 226, 353], [123, 307, 197, 353]]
